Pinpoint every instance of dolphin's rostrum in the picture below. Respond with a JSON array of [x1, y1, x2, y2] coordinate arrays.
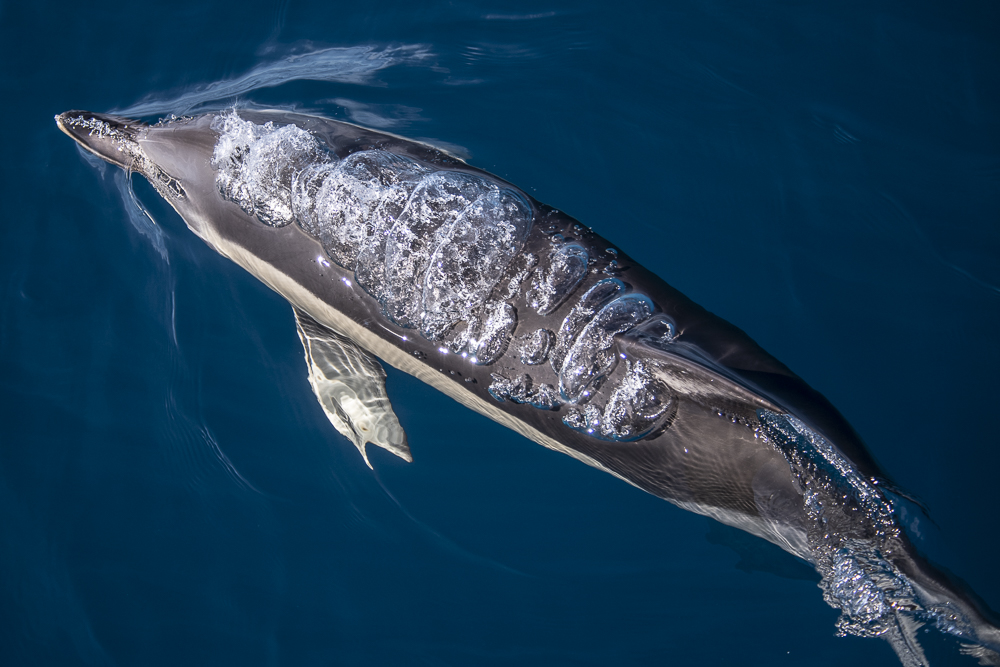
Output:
[[56, 108, 999, 666]]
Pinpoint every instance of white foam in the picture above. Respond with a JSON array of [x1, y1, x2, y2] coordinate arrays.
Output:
[[211, 112, 324, 227], [420, 188, 531, 339], [210, 113, 534, 349]]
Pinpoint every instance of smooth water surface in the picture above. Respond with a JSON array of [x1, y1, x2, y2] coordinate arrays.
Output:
[[1, 1, 998, 665]]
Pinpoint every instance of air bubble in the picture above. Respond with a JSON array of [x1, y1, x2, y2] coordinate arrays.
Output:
[[600, 359, 674, 440], [527, 383, 559, 410], [294, 150, 428, 270], [420, 188, 531, 339], [562, 404, 603, 432], [212, 112, 326, 227], [559, 293, 653, 403], [526, 243, 589, 316], [447, 322, 473, 354], [379, 171, 497, 326], [489, 373, 560, 410], [562, 407, 587, 430], [472, 301, 517, 365], [550, 279, 624, 372], [488, 372, 532, 403], [447, 301, 517, 365], [515, 328, 553, 366], [500, 252, 538, 300]]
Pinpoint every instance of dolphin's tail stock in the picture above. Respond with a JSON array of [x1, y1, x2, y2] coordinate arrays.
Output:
[[888, 548, 1000, 666], [760, 412, 1000, 665], [817, 537, 1000, 666]]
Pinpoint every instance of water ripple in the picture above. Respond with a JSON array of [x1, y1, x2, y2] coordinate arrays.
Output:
[[115, 44, 434, 117]]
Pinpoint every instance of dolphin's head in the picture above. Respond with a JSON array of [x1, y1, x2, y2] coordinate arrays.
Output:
[[56, 110, 191, 210], [55, 111, 149, 171]]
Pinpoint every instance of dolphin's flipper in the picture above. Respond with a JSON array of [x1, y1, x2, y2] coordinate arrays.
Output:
[[293, 307, 410, 467]]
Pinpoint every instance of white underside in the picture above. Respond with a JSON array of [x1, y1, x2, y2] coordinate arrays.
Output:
[[176, 204, 820, 562], [190, 215, 638, 475]]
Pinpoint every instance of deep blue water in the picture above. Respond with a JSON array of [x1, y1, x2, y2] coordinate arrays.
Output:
[[2, 1, 998, 665]]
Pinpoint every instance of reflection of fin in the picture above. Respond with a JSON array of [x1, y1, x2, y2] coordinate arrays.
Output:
[[293, 307, 410, 468]]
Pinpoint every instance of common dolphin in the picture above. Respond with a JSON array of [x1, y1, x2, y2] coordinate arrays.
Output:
[[56, 108, 999, 665]]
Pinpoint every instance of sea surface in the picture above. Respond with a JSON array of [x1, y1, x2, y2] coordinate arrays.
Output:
[[1, 1, 998, 665]]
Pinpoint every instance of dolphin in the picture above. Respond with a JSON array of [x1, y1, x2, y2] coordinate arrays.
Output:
[[56, 108, 999, 665]]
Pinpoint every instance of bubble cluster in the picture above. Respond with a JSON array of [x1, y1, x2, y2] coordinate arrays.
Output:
[[488, 372, 560, 410], [550, 279, 624, 372], [559, 294, 652, 402], [527, 243, 589, 315], [212, 113, 674, 443], [212, 112, 531, 349], [211, 114, 324, 227], [515, 328, 553, 366], [447, 301, 518, 365], [561, 359, 673, 440]]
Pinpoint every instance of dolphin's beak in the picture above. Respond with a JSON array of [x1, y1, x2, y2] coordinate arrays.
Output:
[[55, 111, 148, 170]]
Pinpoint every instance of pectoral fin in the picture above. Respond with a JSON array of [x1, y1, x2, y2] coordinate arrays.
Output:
[[293, 307, 411, 468]]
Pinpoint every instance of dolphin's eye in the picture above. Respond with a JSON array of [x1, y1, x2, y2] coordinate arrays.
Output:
[[152, 167, 185, 199]]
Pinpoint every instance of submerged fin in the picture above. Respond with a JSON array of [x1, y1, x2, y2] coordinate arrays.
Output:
[[293, 307, 410, 467]]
